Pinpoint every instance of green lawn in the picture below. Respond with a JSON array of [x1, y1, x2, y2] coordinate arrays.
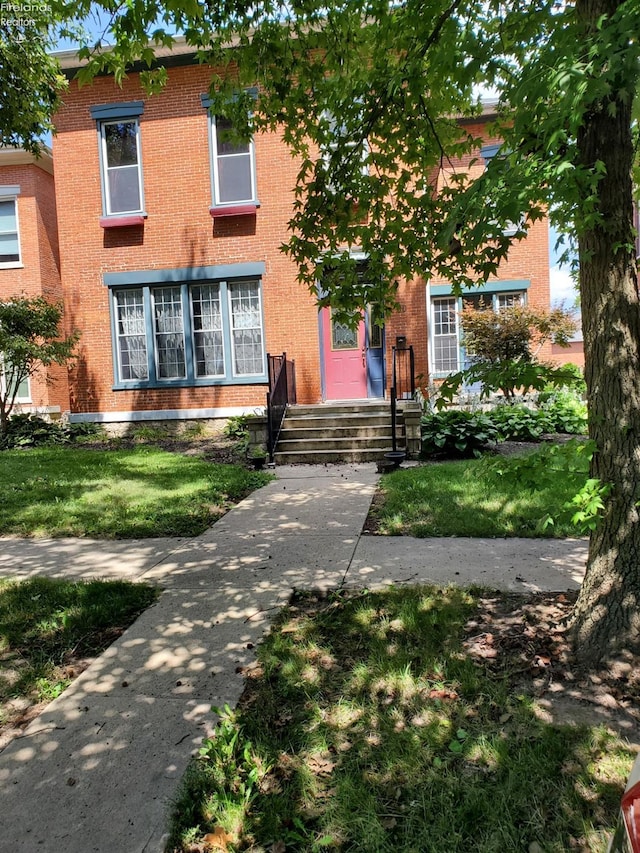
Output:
[[167, 586, 631, 852], [0, 577, 158, 732], [371, 447, 591, 537], [0, 447, 272, 538]]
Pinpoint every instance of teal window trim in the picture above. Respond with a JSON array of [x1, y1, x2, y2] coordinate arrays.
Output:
[[91, 102, 146, 219], [429, 284, 529, 378], [430, 280, 530, 297], [109, 276, 267, 389]]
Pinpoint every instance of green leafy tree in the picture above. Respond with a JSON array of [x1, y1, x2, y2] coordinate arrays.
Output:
[[454, 303, 577, 398], [4, 0, 640, 666], [0, 297, 79, 435]]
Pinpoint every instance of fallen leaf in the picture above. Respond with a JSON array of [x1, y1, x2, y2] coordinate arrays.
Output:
[[270, 841, 287, 853], [203, 826, 233, 851]]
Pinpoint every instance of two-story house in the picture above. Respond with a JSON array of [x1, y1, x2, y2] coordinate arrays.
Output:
[[0, 146, 70, 418], [52, 40, 553, 433]]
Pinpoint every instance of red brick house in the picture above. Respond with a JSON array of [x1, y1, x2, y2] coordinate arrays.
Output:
[[51, 42, 554, 433], [0, 146, 70, 418]]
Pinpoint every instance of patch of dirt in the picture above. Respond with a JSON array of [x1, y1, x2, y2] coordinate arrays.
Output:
[[0, 655, 93, 753], [80, 435, 246, 465], [463, 590, 640, 742]]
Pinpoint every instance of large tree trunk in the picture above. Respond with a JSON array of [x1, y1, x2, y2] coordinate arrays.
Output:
[[569, 0, 640, 666]]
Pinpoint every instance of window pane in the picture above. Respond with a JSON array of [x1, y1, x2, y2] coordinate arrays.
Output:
[[153, 287, 185, 379], [434, 335, 459, 372], [0, 199, 16, 231], [0, 232, 19, 263], [215, 118, 250, 156], [433, 298, 457, 335], [0, 199, 19, 263], [191, 284, 224, 377], [332, 317, 358, 350], [496, 292, 524, 311], [115, 289, 148, 380], [104, 122, 138, 167], [217, 155, 253, 203], [107, 166, 141, 214], [230, 282, 263, 375]]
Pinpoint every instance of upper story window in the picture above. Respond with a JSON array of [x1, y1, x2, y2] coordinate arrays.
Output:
[[211, 117, 257, 206], [201, 92, 259, 212], [101, 120, 143, 215], [90, 102, 145, 221], [0, 187, 21, 267]]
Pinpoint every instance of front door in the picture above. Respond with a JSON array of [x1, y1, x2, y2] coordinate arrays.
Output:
[[322, 308, 368, 400], [321, 307, 385, 400]]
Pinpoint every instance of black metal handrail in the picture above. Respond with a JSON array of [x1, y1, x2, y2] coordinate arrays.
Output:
[[266, 352, 296, 463], [390, 345, 415, 453]]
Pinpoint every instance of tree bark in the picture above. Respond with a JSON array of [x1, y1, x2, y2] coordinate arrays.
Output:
[[569, 0, 640, 666]]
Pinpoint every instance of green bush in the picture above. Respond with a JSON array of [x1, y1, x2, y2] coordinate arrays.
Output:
[[539, 392, 588, 435], [485, 404, 547, 441], [421, 409, 498, 458], [0, 414, 98, 450]]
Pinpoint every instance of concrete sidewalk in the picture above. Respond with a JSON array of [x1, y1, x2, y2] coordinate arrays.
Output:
[[0, 464, 588, 853]]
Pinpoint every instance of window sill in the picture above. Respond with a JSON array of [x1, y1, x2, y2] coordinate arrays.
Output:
[[100, 214, 147, 228], [209, 203, 258, 219], [0, 262, 23, 269]]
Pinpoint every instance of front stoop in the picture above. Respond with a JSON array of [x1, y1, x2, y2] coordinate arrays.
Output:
[[273, 400, 422, 464]]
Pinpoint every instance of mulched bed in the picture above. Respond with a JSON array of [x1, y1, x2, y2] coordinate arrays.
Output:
[[463, 590, 640, 737]]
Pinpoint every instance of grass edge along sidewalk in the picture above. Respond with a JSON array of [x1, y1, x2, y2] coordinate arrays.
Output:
[[167, 585, 635, 853]]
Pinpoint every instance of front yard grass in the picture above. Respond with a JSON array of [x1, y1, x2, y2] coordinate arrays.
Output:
[[167, 585, 633, 852], [0, 447, 272, 538], [370, 450, 587, 538], [0, 577, 158, 741]]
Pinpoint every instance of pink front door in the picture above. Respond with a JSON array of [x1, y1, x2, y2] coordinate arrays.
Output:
[[322, 307, 368, 399]]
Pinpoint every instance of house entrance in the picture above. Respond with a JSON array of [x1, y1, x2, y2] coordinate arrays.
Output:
[[320, 307, 384, 400]]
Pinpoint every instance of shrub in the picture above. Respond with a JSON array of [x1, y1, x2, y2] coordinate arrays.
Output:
[[421, 410, 498, 458], [538, 391, 588, 435], [486, 404, 547, 441], [0, 414, 98, 450]]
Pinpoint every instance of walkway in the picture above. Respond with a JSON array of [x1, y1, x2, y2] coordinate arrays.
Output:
[[0, 464, 588, 853]]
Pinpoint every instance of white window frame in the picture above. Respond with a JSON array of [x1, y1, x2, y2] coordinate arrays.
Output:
[[210, 116, 258, 208], [99, 118, 145, 216], [430, 297, 460, 375], [321, 110, 369, 193], [0, 187, 21, 269], [0, 356, 31, 403], [429, 289, 528, 379], [228, 280, 265, 378]]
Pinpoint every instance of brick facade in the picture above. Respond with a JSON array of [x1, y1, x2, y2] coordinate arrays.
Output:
[[0, 149, 70, 416], [51, 52, 557, 424]]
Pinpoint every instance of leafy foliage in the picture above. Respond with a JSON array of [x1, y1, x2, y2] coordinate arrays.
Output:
[[167, 586, 632, 851], [486, 440, 605, 535], [421, 409, 498, 458], [0, 297, 78, 434], [0, 414, 98, 450]]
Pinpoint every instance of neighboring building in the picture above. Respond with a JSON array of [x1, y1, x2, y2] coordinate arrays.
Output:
[[0, 146, 70, 418], [51, 42, 554, 428]]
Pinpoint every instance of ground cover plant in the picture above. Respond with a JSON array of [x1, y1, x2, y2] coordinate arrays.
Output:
[[0, 447, 272, 538], [167, 585, 635, 852], [369, 442, 594, 538], [0, 577, 158, 746]]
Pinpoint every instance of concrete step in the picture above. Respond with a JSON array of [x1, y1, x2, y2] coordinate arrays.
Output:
[[274, 448, 395, 464], [288, 402, 390, 417], [283, 413, 399, 430], [279, 425, 405, 442], [277, 435, 395, 453]]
